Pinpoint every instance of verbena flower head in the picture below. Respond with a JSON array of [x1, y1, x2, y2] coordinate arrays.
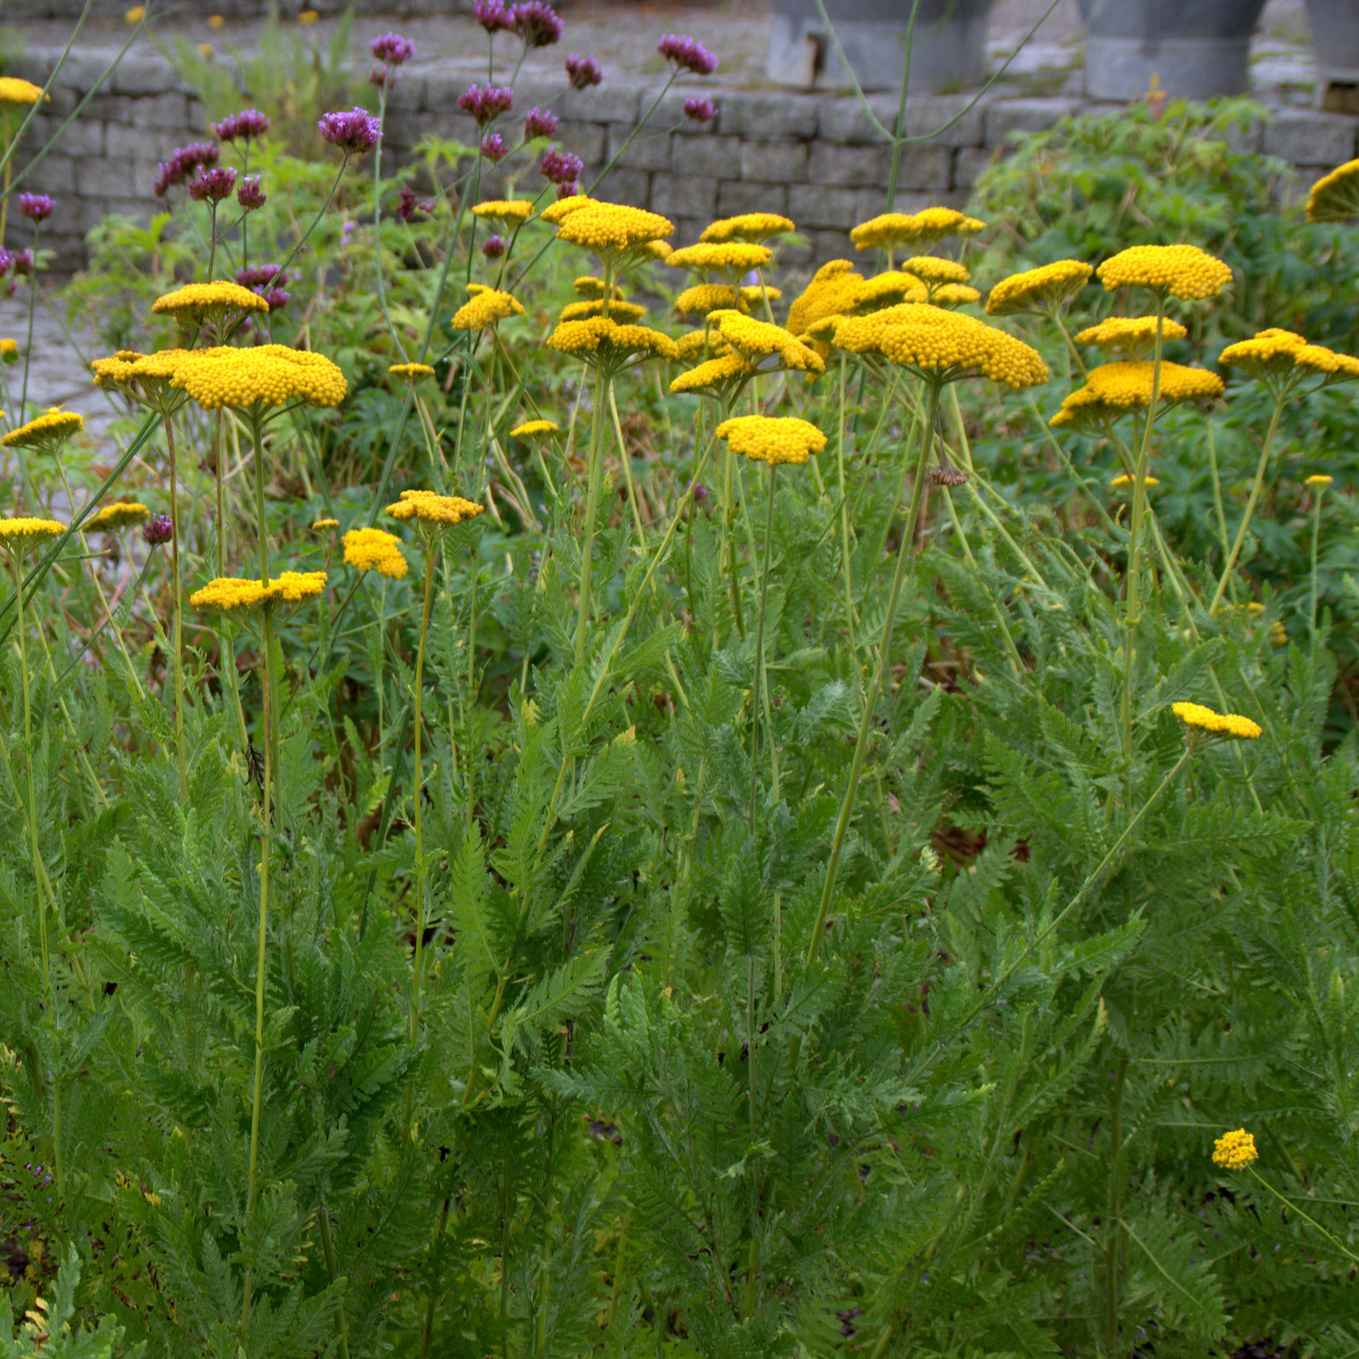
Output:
[[343, 526, 408, 578], [0, 78, 45, 107], [524, 106, 559, 140], [1306, 158, 1359, 224], [668, 241, 772, 279], [17, 193, 54, 224], [985, 260, 1092, 316], [1211, 1128, 1259, 1169], [483, 233, 507, 259], [11, 248, 32, 276], [191, 570, 327, 611], [144, 513, 173, 545], [1050, 360, 1223, 427], [710, 309, 825, 374], [0, 517, 64, 547], [700, 213, 795, 244], [153, 141, 219, 197], [472, 198, 533, 228], [658, 33, 718, 75], [452, 285, 526, 330], [540, 148, 584, 190], [554, 201, 674, 259], [480, 132, 508, 162], [212, 108, 270, 142], [386, 489, 485, 527], [370, 32, 415, 65], [510, 418, 559, 438], [565, 53, 602, 89], [475, 0, 513, 32], [152, 279, 269, 323], [317, 106, 382, 155], [168, 343, 348, 410], [87, 501, 151, 531], [511, 0, 563, 47], [850, 207, 985, 252], [683, 96, 716, 124], [1172, 702, 1262, 741], [237, 174, 267, 210], [188, 166, 237, 201], [459, 83, 514, 126], [236, 264, 286, 290], [1076, 315, 1189, 357], [546, 316, 679, 370], [715, 414, 827, 466], [1097, 244, 1231, 300], [389, 362, 435, 380], [396, 185, 434, 222], [2, 407, 83, 450]]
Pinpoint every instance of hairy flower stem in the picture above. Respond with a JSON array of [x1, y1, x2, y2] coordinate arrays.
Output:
[[407, 540, 437, 1059], [1207, 394, 1285, 615], [1245, 1165, 1359, 1268], [835, 354, 858, 639], [19, 225, 41, 424], [164, 412, 187, 795], [749, 464, 778, 829], [806, 380, 940, 967], [1309, 484, 1327, 650], [574, 361, 611, 667]]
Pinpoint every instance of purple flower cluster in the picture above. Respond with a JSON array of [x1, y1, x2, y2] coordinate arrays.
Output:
[[474, 0, 513, 33], [237, 174, 267, 210], [396, 185, 434, 221], [565, 52, 602, 89], [511, 0, 562, 47], [483, 233, 507, 260], [658, 33, 718, 75], [683, 96, 717, 124], [0, 248, 13, 279], [17, 193, 55, 224], [523, 106, 558, 140], [144, 514, 173, 546], [236, 264, 287, 289], [480, 132, 508, 162], [458, 83, 513, 127], [370, 32, 415, 65], [317, 106, 382, 155], [153, 141, 220, 197], [212, 108, 270, 142], [539, 146, 583, 190], [188, 166, 237, 202]]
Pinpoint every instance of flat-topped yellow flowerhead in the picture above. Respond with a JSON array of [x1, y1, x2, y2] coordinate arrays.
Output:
[[169, 344, 348, 410], [0, 517, 64, 546], [1217, 328, 1308, 379], [902, 256, 970, 285], [389, 361, 436, 379], [541, 195, 595, 225], [560, 297, 647, 322], [675, 328, 731, 361], [1171, 701, 1261, 740], [312, 517, 339, 531], [1293, 343, 1359, 382], [930, 283, 981, 308], [452, 287, 526, 331], [0, 338, 18, 364], [1076, 315, 1189, 357], [985, 260, 1093, 316], [510, 419, 560, 438], [1051, 360, 1223, 427], [152, 280, 271, 320], [700, 212, 795, 243], [1109, 474, 1159, 489], [850, 207, 985, 252], [1096, 244, 1231, 300], [2, 407, 84, 450], [1306, 158, 1359, 224], [92, 348, 197, 408], [669, 351, 756, 396], [554, 201, 674, 258], [1211, 1128, 1258, 1170], [674, 283, 742, 318], [1305, 473, 1334, 487], [87, 501, 151, 531], [848, 271, 928, 313], [741, 284, 781, 306], [786, 259, 866, 339], [715, 415, 827, 466], [342, 526, 408, 579], [666, 242, 773, 276], [385, 489, 484, 527], [546, 316, 678, 368], [573, 275, 623, 299], [472, 199, 534, 226], [0, 78, 45, 106], [709, 310, 825, 375], [190, 570, 328, 611]]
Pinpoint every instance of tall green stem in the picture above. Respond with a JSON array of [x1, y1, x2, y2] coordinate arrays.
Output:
[[1309, 484, 1326, 649], [164, 412, 187, 795], [835, 354, 858, 639], [408, 540, 437, 1052], [574, 362, 610, 666], [749, 463, 778, 828], [806, 380, 940, 966], [1102, 1052, 1129, 1356], [1208, 395, 1285, 615]]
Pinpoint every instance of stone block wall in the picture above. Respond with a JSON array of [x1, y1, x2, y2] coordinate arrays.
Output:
[[7, 45, 1358, 276]]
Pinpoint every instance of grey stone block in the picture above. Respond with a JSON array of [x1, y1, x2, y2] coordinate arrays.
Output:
[[606, 126, 673, 173], [109, 55, 180, 97], [788, 183, 859, 229], [738, 139, 809, 184], [809, 229, 851, 265], [716, 91, 819, 140], [982, 97, 1080, 145], [1263, 111, 1357, 167], [556, 84, 644, 126], [818, 93, 984, 147], [120, 94, 195, 133], [78, 156, 144, 200], [555, 122, 607, 165], [649, 175, 719, 223], [893, 146, 953, 191], [590, 166, 650, 207], [717, 180, 789, 217], [808, 142, 889, 188], [675, 135, 743, 180], [45, 116, 105, 158]]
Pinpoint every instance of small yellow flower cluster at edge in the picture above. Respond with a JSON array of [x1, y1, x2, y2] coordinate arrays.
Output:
[[1096, 244, 1232, 300], [87, 501, 151, 531], [715, 415, 827, 466], [152, 280, 270, 317], [0, 517, 65, 544], [1211, 1128, 1258, 1170], [190, 571, 328, 612], [510, 419, 560, 438], [2, 407, 84, 449], [386, 489, 485, 527], [1171, 701, 1262, 740], [343, 527, 409, 579]]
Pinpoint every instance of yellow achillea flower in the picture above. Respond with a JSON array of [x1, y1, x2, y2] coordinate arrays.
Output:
[[1076, 315, 1189, 357], [644, 240, 673, 261], [849, 271, 927, 312], [902, 256, 970, 285], [1306, 158, 1359, 224], [0, 338, 18, 363], [786, 259, 865, 338], [299, 9, 320, 23], [209, 13, 225, 28], [1293, 343, 1359, 382], [1109, 474, 1159, 489], [850, 207, 985, 251], [930, 283, 981, 308], [572, 275, 623, 299], [0, 517, 64, 544], [1051, 360, 1223, 427], [125, 4, 146, 22], [985, 260, 1093, 316], [190, 570, 327, 611], [510, 419, 560, 438], [1211, 1128, 1258, 1170], [1171, 701, 1261, 740], [709, 309, 825, 374], [386, 489, 485, 527], [2, 407, 84, 449], [714, 414, 827, 466], [199, 41, 215, 58], [1305, 474, 1334, 487], [451, 287, 526, 331], [170, 344, 348, 410], [1096, 244, 1232, 300], [546, 316, 679, 367], [389, 362, 436, 379], [669, 351, 756, 396], [666, 242, 773, 275], [555, 202, 674, 256], [541, 195, 595, 225], [0, 78, 46, 106], [472, 199, 534, 226], [700, 212, 795, 243], [342, 526, 408, 579], [560, 297, 647, 322], [1217, 328, 1308, 381], [674, 283, 742, 317], [675, 328, 730, 361], [151, 280, 270, 319], [311, 517, 339, 531], [87, 501, 151, 530], [741, 284, 782, 305]]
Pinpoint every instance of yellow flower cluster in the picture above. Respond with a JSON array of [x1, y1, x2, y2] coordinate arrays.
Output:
[[87, 501, 151, 530], [91, 348, 197, 403], [190, 570, 328, 611], [541, 195, 594, 225], [850, 207, 985, 251], [389, 362, 436, 379], [710, 310, 824, 374], [546, 316, 679, 366], [786, 259, 864, 337], [848, 271, 927, 312], [1305, 474, 1334, 487], [555, 202, 674, 255], [170, 344, 348, 410], [573, 275, 623, 299], [669, 351, 755, 395], [1211, 1128, 1258, 1170], [1076, 315, 1189, 356], [931, 283, 981, 308], [1293, 343, 1359, 382], [510, 418, 559, 438], [1096, 244, 1232, 300], [0, 338, 17, 362], [902, 256, 970, 285], [715, 415, 827, 466], [452, 287, 526, 331], [342, 526, 408, 579], [1306, 158, 1359, 224], [2, 407, 84, 449], [0, 517, 64, 542], [472, 199, 534, 225], [559, 298, 648, 322], [312, 517, 339, 531], [741, 284, 781, 305], [1171, 701, 1262, 740], [675, 328, 729, 361], [1052, 360, 1223, 426], [666, 242, 773, 275], [1109, 474, 1159, 489], [699, 212, 795, 243], [985, 260, 1093, 316], [675, 283, 742, 317], [0, 77, 45, 106], [386, 489, 485, 526], [151, 280, 271, 317]]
